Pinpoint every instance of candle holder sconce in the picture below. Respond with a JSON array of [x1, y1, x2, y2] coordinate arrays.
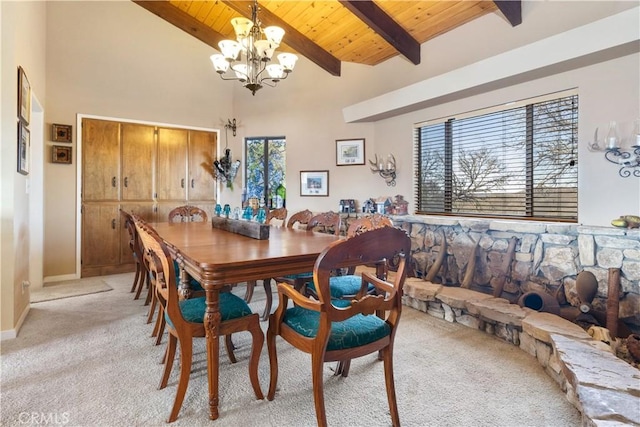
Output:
[[369, 154, 396, 186], [587, 120, 640, 178]]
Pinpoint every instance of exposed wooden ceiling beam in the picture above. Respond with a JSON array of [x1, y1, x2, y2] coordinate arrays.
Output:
[[221, 1, 341, 76], [493, 1, 522, 26], [339, 0, 420, 65], [133, 1, 227, 50]]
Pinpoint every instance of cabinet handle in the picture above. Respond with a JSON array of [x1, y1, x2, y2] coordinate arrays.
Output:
[[112, 177, 116, 187], [181, 178, 185, 188], [111, 219, 116, 229], [191, 179, 194, 188], [124, 177, 129, 187]]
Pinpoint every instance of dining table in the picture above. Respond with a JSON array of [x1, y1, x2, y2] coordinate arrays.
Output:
[[149, 221, 341, 420]]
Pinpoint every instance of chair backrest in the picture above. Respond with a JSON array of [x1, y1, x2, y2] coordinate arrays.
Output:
[[346, 214, 393, 237], [286, 209, 313, 229], [266, 207, 288, 226], [307, 211, 341, 236], [133, 216, 183, 328], [168, 205, 208, 223], [121, 209, 146, 263], [313, 226, 411, 315]]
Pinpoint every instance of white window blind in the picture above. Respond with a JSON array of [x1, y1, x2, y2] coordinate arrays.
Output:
[[414, 92, 578, 221]]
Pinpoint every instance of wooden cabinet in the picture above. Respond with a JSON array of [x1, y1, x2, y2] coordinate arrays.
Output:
[[157, 127, 188, 201], [122, 123, 155, 201], [82, 119, 120, 201], [188, 130, 216, 201], [81, 118, 217, 277]]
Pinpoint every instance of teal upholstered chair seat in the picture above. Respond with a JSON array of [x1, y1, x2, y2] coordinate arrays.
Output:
[[306, 275, 375, 299], [165, 293, 253, 328], [282, 306, 390, 351]]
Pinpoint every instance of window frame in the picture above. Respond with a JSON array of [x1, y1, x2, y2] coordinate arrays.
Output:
[[413, 89, 579, 222], [244, 136, 286, 208]]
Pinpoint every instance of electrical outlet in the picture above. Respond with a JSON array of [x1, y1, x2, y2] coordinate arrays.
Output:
[[21, 280, 30, 294]]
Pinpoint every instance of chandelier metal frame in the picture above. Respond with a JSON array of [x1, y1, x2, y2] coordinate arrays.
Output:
[[210, 0, 298, 95]]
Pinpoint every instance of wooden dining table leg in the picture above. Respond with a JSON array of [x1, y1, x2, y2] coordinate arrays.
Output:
[[204, 287, 221, 420]]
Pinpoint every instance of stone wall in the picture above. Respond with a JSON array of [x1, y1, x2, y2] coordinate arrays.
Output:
[[390, 215, 640, 329]]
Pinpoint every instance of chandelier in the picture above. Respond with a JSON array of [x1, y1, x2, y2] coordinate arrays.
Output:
[[210, 0, 298, 96]]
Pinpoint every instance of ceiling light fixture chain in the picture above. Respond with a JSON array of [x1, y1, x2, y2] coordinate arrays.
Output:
[[210, 0, 298, 95]]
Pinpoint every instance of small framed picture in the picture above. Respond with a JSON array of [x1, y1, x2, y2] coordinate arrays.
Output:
[[336, 138, 365, 166], [17, 66, 31, 125], [52, 145, 72, 164], [52, 124, 72, 142], [17, 122, 30, 175], [300, 170, 329, 197]]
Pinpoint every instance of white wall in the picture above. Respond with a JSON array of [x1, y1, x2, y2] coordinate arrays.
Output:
[[233, 2, 640, 226], [43, 1, 234, 279], [1, 0, 47, 336]]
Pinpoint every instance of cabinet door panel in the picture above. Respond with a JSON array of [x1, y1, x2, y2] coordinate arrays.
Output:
[[122, 123, 154, 200], [157, 128, 188, 201], [189, 130, 217, 201], [82, 203, 120, 267], [82, 119, 120, 201]]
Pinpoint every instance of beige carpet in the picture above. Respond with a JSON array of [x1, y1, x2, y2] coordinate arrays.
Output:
[[31, 277, 113, 303], [1, 273, 581, 426]]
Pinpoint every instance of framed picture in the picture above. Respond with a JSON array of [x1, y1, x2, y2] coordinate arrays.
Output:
[[52, 145, 72, 164], [17, 122, 30, 175], [300, 170, 329, 197], [17, 66, 31, 125], [52, 124, 72, 142], [336, 138, 365, 166]]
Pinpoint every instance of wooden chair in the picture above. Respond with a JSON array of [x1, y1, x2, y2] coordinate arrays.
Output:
[[266, 226, 411, 427], [243, 208, 312, 321], [266, 207, 288, 226], [120, 209, 147, 300], [148, 208, 208, 345], [168, 205, 208, 223], [307, 213, 394, 299], [243, 207, 288, 309], [273, 211, 341, 295], [134, 217, 264, 423], [286, 208, 313, 230]]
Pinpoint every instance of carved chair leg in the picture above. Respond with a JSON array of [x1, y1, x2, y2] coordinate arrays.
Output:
[[159, 334, 177, 389], [130, 262, 141, 293], [381, 347, 400, 427], [261, 279, 273, 321], [311, 352, 328, 427], [248, 316, 264, 399], [167, 336, 193, 423], [225, 334, 237, 364], [266, 324, 279, 400], [244, 281, 256, 302]]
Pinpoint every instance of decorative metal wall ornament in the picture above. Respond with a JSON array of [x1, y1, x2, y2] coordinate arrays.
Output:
[[203, 118, 240, 189], [587, 121, 640, 178], [369, 153, 396, 186]]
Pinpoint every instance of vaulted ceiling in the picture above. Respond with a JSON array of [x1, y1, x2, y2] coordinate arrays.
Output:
[[134, 0, 521, 76]]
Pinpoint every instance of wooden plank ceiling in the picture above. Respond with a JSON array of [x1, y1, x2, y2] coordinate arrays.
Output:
[[134, 0, 521, 76]]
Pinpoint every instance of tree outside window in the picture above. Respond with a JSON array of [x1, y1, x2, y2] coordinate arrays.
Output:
[[415, 91, 578, 221], [245, 137, 286, 208]]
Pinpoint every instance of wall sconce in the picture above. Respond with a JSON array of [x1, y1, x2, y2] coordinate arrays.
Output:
[[202, 118, 240, 189], [369, 154, 396, 186], [587, 120, 640, 178]]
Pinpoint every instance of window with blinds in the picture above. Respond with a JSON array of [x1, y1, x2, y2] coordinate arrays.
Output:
[[414, 91, 578, 221]]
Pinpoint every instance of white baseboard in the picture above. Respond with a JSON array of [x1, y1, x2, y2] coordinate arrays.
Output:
[[0, 304, 30, 341], [43, 273, 79, 284]]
